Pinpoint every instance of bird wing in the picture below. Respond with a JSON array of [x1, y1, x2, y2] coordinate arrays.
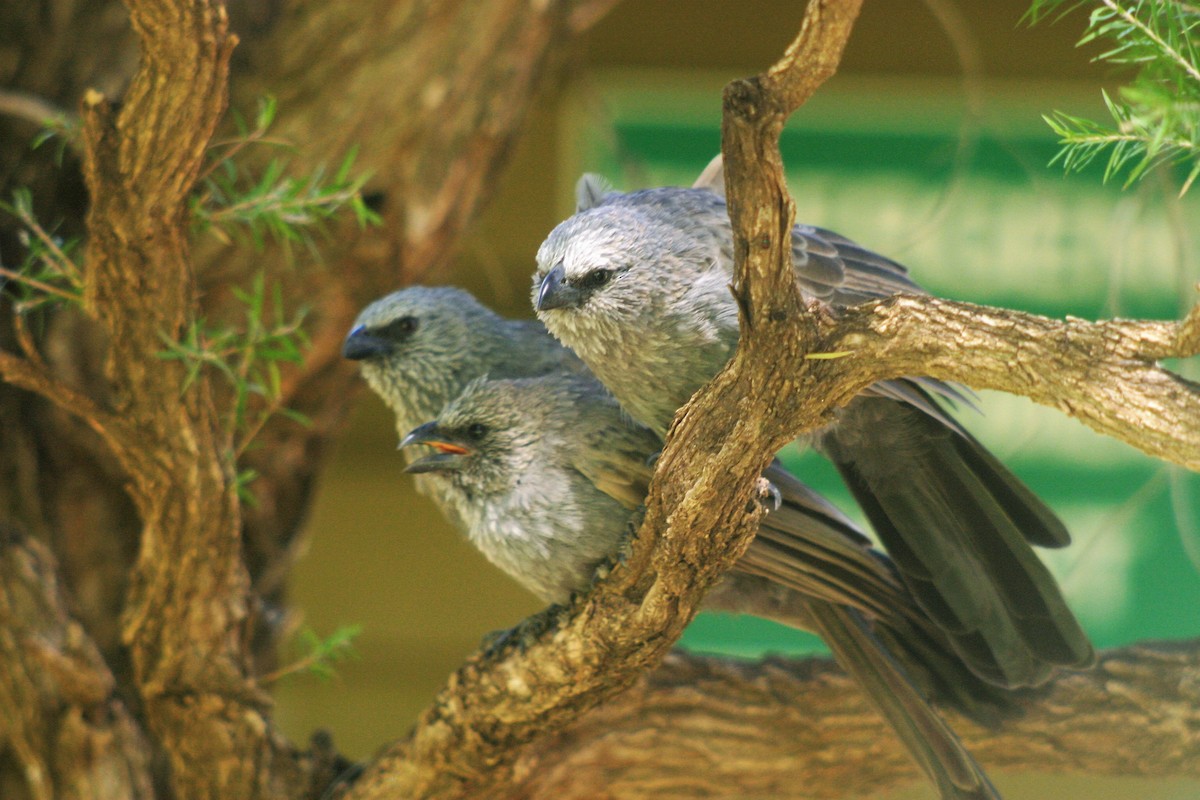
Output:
[[583, 457, 652, 511], [796, 224, 923, 304], [820, 393, 1092, 688], [568, 398, 657, 510]]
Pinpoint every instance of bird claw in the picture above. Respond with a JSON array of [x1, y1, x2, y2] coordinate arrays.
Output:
[[756, 477, 782, 511], [592, 526, 636, 585], [480, 603, 567, 659]]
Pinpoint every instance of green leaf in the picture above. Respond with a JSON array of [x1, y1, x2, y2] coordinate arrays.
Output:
[[1032, 0, 1200, 194]]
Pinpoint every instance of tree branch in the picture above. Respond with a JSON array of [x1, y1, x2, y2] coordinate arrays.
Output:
[[74, 1, 309, 797], [0, 349, 129, 451], [818, 295, 1200, 469], [511, 641, 1200, 799]]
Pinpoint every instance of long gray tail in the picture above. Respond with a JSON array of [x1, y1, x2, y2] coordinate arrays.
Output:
[[821, 390, 1094, 687], [808, 601, 1001, 800], [739, 462, 1019, 723]]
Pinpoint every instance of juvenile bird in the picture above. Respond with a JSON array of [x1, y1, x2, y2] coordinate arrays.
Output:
[[402, 373, 1003, 800], [533, 175, 1094, 689], [343, 285, 585, 524]]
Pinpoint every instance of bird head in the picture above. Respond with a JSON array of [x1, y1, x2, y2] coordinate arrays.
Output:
[[343, 286, 501, 424], [399, 376, 542, 495]]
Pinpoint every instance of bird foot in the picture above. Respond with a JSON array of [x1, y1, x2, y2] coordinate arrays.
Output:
[[756, 476, 782, 511], [588, 515, 638, 585], [479, 603, 568, 659]]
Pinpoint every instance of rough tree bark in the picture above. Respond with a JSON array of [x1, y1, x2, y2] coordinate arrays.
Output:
[[511, 642, 1200, 799], [0, 1, 1197, 799], [0, 527, 153, 800], [0, 0, 619, 798]]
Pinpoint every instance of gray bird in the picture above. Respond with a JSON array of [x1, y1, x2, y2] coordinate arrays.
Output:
[[401, 373, 1004, 800], [533, 176, 1095, 689], [342, 285, 586, 524], [342, 286, 1010, 796]]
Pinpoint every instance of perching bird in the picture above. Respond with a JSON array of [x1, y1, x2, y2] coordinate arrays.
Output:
[[533, 174, 1094, 689], [401, 372, 1003, 800], [342, 285, 586, 525], [343, 286, 1010, 796]]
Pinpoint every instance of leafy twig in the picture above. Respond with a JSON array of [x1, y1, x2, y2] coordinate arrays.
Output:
[[1030, 0, 1200, 193], [191, 96, 381, 252], [260, 624, 362, 685], [0, 189, 84, 309], [157, 272, 312, 464]]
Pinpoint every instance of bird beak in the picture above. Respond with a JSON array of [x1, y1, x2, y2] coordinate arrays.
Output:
[[535, 263, 581, 311], [342, 325, 392, 361], [399, 421, 471, 473]]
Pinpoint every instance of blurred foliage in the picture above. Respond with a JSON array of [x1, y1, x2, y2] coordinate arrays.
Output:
[[0, 187, 83, 311], [263, 624, 363, 684]]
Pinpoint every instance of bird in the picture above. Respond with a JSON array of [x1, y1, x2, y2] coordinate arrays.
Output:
[[343, 286, 1015, 797], [400, 371, 1005, 800], [342, 285, 586, 526], [532, 172, 1095, 690]]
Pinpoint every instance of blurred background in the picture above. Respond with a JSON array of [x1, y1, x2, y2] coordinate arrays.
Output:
[[273, 2, 1199, 796]]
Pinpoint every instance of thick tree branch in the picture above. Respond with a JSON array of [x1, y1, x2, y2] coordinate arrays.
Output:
[[511, 642, 1200, 799], [0, 527, 154, 800], [818, 295, 1200, 469]]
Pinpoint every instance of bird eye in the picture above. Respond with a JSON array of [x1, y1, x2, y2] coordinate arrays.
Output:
[[466, 423, 489, 439], [579, 269, 611, 290], [379, 315, 418, 340]]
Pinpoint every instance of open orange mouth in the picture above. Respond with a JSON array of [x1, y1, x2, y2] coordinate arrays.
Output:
[[428, 441, 470, 455]]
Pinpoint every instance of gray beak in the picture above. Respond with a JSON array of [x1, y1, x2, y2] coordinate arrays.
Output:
[[400, 421, 470, 474], [343, 325, 392, 361], [535, 263, 581, 311]]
